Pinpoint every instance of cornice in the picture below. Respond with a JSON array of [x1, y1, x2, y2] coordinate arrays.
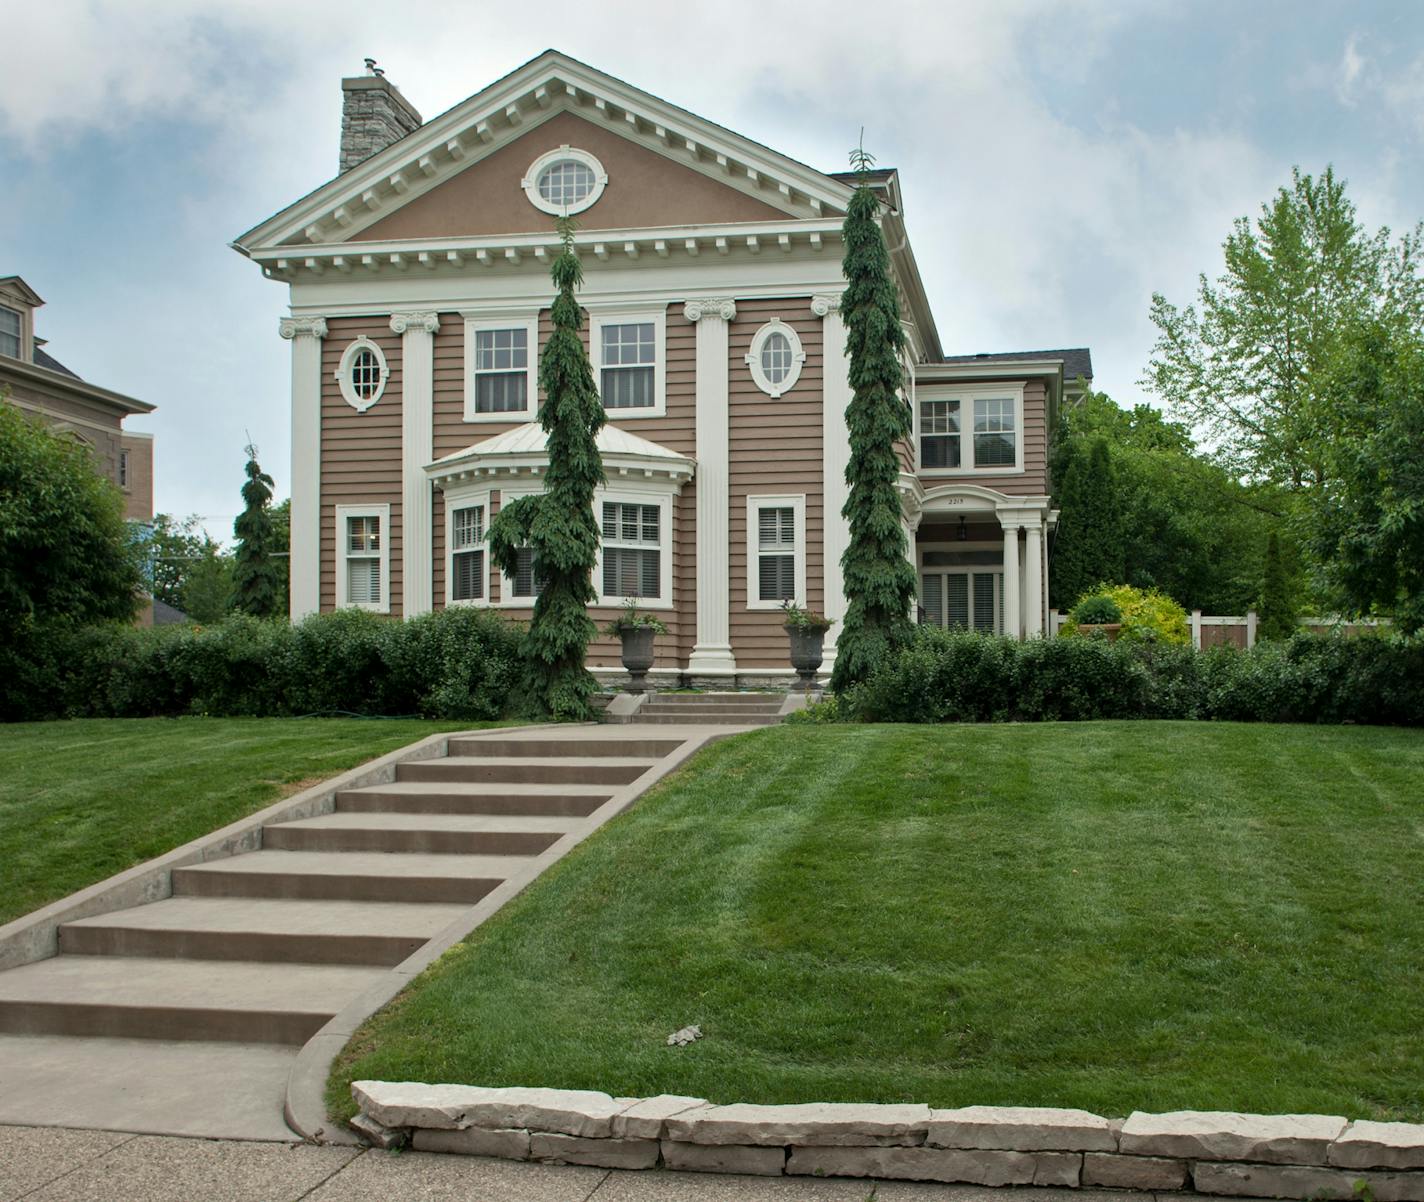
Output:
[[389, 311, 441, 334], [279, 316, 328, 340], [682, 297, 736, 323], [0, 356, 154, 415]]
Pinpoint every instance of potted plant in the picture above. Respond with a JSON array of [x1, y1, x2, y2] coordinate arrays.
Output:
[[1070, 594, 1124, 641], [604, 600, 668, 693], [781, 601, 834, 691]]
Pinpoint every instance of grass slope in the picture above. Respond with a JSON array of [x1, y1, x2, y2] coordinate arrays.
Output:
[[331, 722, 1424, 1122], [0, 717, 478, 925]]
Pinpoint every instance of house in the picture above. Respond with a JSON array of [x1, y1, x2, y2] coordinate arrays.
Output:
[[0, 275, 155, 523], [233, 52, 1090, 685]]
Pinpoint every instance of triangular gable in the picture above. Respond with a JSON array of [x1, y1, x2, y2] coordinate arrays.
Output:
[[350, 111, 786, 243], [236, 49, 855, 253]]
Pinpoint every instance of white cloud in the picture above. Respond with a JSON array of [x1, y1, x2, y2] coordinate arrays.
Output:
[[1336, 33, 1367, 105]]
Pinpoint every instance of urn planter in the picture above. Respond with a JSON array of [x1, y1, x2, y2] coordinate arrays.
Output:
[[785, 625, 825, 692], [1078, 623, 1123, 642], [619, 626, 657, 693]]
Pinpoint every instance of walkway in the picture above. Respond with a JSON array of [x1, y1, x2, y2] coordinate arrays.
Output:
[[0, 1125, 1160, 1202]]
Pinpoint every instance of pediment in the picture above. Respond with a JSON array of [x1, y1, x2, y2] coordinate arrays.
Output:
[[427, 422, 695, 488], [237, 50, 854, 254]]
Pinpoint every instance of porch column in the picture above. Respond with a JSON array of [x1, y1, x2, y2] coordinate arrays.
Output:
[[1024, 521, 1044, 638], [1002, 521, 1022, 639], [684, 298, 737, 675], [279, 315, 327, 621], [814, 293, 850, 665], [391, 310, 440, 618]]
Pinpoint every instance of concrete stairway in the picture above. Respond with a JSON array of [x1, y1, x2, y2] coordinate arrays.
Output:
[[0, 728, 681, 1140], [631, 693, 786, 726]]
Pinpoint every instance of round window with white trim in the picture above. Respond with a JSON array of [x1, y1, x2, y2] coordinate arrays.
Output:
[[336, 336, 389, 412], [745, 318, 806, 398], [522, 146, 608, 216]]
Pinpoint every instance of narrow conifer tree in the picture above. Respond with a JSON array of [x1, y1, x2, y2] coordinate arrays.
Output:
[[488, 220, 605, 719], [1050, 438, 1126, 608], [1257, 530, 1297, 640], [830, 144, 918, 692], [231, 443, 283, 618]]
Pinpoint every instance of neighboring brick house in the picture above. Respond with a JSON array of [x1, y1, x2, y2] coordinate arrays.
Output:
[[0, 275, 155, 522], [233, 52, 1090, 684]]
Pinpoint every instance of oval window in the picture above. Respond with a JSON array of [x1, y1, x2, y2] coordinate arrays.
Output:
[[335, 337, 389, 412], [523, 146, 608, 216], [538, 159, 596, 209], [760, 331, 794, 386], [350, 348, 381, 401], [745, 319, 806, 398]]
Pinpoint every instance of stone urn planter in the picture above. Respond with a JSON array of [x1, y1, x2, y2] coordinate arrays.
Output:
[[604, 601, 667, 694], [1078, 622, 1123, 643], [781, 602, 834, 693]]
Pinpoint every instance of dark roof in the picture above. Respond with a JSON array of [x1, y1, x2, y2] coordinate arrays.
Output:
[[940, 347, 1093, 384], [827, 168, 897, 184], [152, 599, 191, 626], [34, 347, 81, 378]]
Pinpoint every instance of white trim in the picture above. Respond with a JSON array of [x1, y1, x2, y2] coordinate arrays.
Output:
[[521, 145, 608, 217], [594, 483, 674, 610], [463, 313, 538, 424], [816, 297, 850, 662], [334, 336, 389, 412], [744, 318, 806, 398], [279, 315, 327, 620], [443, 484, 492, 608], [590, 308, 665, 418], [392, 312, 439, 618], [334, 503, 391, 614], [915, 382, 1026, 476], [746, 494, 807, 611]]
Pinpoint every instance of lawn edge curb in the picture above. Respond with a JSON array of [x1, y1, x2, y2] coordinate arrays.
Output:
[[284, 725, 748, 1146]]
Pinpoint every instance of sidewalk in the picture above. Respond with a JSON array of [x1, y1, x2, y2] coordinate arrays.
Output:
[[0, 1125, 1167, 1202]]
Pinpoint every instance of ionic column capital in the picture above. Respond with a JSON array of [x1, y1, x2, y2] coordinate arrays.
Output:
[[279, 316, 328, 340], [683, 297, 736, 323], [390, 310, 441, 335], [810, 293, 843, 317]]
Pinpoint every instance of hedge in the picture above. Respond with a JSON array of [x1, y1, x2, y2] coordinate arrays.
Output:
[[833, 626, 1424, 726], [1, 608, 524, 723]]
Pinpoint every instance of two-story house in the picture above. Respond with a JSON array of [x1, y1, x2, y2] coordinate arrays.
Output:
[[233, 51, 1090, 685]]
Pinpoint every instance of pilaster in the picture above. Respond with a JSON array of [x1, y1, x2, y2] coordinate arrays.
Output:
[[391, 310, 440, 618], [813, 293, 850, 662], [1001, 522, 1022, 640], [684, 298, 737, 675], [279, 315, 327, 621]]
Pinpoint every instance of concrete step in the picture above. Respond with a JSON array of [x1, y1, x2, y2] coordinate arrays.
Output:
[[640, 703, 783, 717], [395, 757, 655, 786], [0, 955, 382, 1044], [172, 849, 526, 904], [336, 782, 613, 817], [263, 811, 568, 856], [652, 693, 783, 704], [58, 897, 468, 966], [446, 736, 683, 759], [631, 714, 781, 726]]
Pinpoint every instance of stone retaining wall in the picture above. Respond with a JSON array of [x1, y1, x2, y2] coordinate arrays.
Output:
[[351, 1083, 1424, 1199]]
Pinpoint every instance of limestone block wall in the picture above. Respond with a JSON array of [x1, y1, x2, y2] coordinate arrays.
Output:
[[351, 1083, 1424, 1198]]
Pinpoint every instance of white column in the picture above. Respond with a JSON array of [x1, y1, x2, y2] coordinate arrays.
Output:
[[1001, 521, 1022, 639], [279, 315, 327, 621], [391, 311, 440, 618], [814, 293, 850, 664], [1024, 521, 1044, 638], [684, 299, 737, 675]]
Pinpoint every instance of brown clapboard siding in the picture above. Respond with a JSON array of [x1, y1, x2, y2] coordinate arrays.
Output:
[[320, 316, 403, 615], [728, 296, 823, 668]]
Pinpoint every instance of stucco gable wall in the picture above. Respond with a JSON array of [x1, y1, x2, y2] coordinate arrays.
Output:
[[353, 111, 787, 243]]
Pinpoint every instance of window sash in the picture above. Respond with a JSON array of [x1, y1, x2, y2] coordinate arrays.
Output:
[[602, 502, 659, 546], [603, 547, 660, 599], [452, 550, 484, 601], [118, 450, 129, 488], [973, 397, 1017, 467], [473, 329, 529, 414], [600, 322, 655, 410], [350, 349, 381, 400], [346, 557, 381, 606], [922, 570, 1001, 634], [347, 515, 380, 555], [510, 547, 542, 598], [601, 365, 654, 409], [0, 306, 19, 358]]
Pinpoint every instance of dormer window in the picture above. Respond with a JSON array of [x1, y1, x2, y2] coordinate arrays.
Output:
[[0, 306, 20, 359], [522, 147, 608, 216]]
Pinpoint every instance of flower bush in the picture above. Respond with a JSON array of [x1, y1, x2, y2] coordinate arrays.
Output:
[[1062, 583, 1190, 645]]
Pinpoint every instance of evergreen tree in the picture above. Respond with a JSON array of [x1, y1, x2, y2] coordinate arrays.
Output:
[[231, 444, 283, 618], [829, 147, 918, 693], [1050, 438, 1126, 609], [488, 220, 605, 719], [1257, 530, 1297, 640]]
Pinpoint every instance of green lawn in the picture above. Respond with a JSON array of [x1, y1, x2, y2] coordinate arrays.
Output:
[[331, 721, 1424, 1123], [0, 717, 481, 925]]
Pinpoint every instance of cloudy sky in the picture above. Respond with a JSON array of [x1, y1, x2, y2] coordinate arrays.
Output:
[[4, 0, 1421, 538]]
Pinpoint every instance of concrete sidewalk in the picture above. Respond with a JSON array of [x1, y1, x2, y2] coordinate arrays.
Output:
[[0, 1125, 1176, 1202]]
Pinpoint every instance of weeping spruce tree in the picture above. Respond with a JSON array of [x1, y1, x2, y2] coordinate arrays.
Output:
[[830, 147, 918, 692], [231, 443, 284, 618], [488, 220, 605, 719]]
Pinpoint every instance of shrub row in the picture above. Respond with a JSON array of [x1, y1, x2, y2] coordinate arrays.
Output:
[[833, 627, 1424, 726], [1, 608, 524, 722]]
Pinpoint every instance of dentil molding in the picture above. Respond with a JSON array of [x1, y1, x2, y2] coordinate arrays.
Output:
[[682, 298, 737, 323], [390, 311, 442, 335], [278, 316, 328, 340]]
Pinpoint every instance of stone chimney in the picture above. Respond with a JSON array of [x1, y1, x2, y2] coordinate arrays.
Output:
[[340, 59, 422, 174]]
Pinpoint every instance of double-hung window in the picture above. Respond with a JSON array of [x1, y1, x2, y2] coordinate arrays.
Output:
[[0, 306, 21, 359], [118, 449, 130, 489], [592, 311, 664, 416], [508, 547, 542, 601], [601, 501, 661, 599], [918, 386, 1023, 472], [449, 502, 486, 603], [336, 503, 390, 613], [464, 317, 537, 422], [747, 495, 807, 609]]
